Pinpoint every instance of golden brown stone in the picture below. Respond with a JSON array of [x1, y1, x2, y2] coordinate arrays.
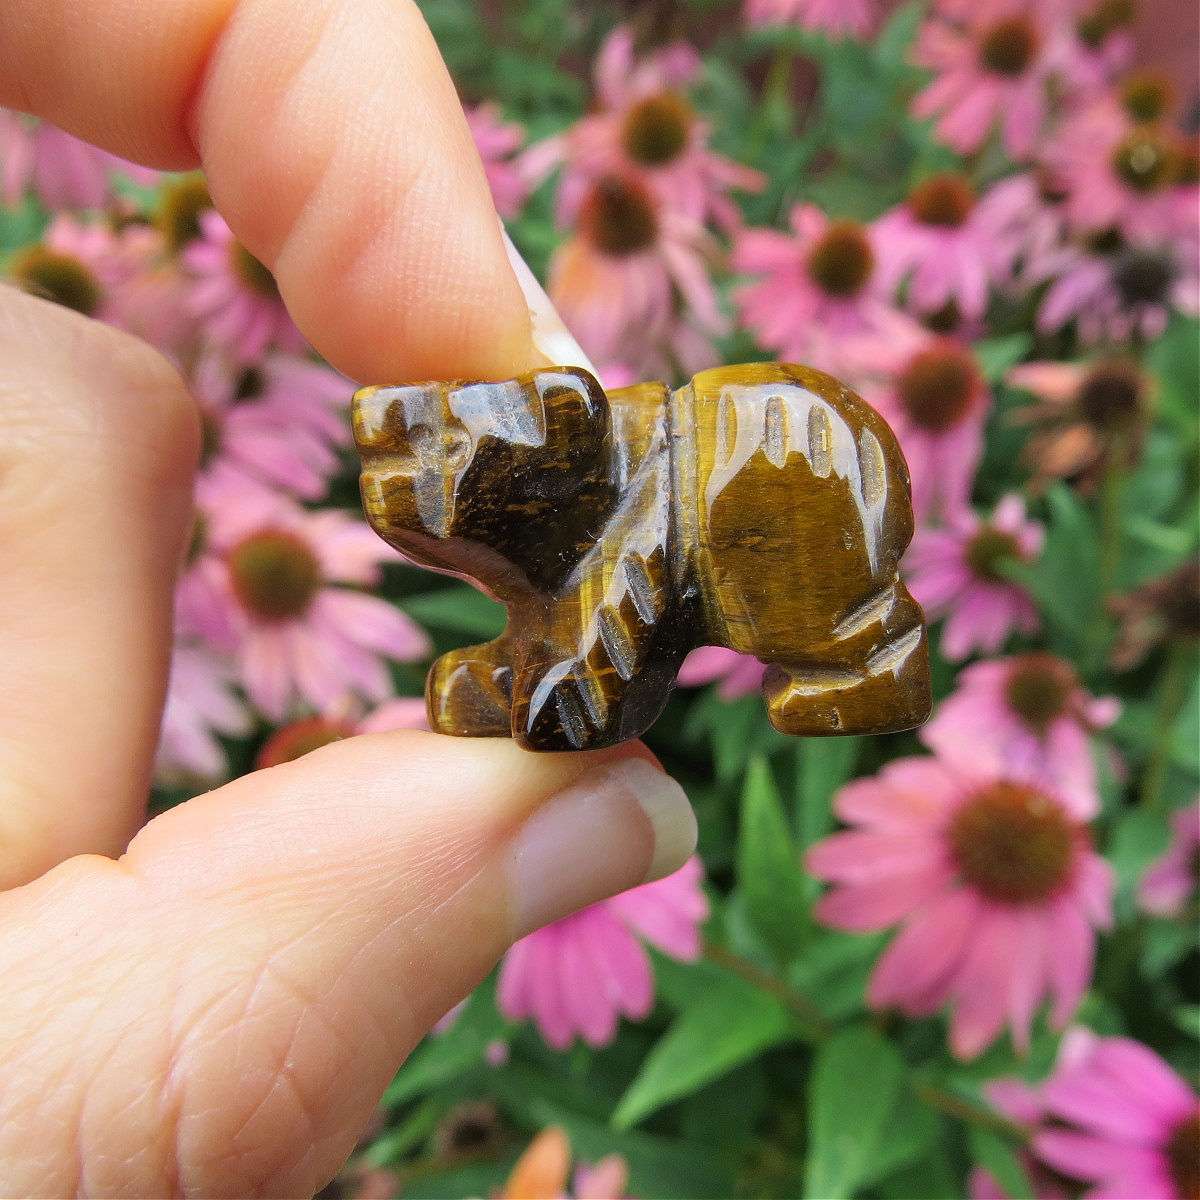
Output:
[[353, 363, 931, 751]]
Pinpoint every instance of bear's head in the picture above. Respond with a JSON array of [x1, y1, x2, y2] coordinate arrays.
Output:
[[353, 367, 616, 596]]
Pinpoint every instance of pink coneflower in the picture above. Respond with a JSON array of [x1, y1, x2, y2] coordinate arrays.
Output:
[[1046, 0, 1136, 98], [0, 110, 158, 209], [526, 26, 762, 232], [7, 213, 151, 325], [994, 1028, 1200, 1200], [874, 173, 1014, 321], [906, 494, 1043, 661], [734, 204, 918, 380], [1140, 804, 1200, 917], [973, 1052, 1079, 1199], [744, 0, 873, 37], [807, 757, 1113, 1057], [182, 209, 305, 361], [188, 491, 430, 721], [154, 644, 251, 782], [864, 335, 989, 522], [921, 653, 1119, 817], [1110, 558, 1200, 670], [1032, 230, 1199, 344], [1043, 92, 1195, 241], [677, 647, 766, 699], [979, 170, 1073, 288], [498, 856, 707, 1049], [911, 0, 1052, 159], [1007, 356, 1151, 490], [190, 349, 350, 505], [549, 173, 725, 375], [465, 103, 529, 219]]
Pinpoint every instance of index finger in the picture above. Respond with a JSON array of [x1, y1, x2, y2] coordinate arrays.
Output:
[[0, 0, 539, 383]]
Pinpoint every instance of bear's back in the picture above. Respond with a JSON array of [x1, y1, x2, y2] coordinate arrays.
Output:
[[669, 364, 914, 660]]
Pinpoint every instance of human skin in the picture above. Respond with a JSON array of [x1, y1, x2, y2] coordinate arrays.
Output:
[[0, 3, 696, 1195]]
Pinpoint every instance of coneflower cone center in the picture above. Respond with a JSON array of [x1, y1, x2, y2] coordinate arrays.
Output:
[[1159, 564, 1200, 640], [436, 1103, 503, 1157], [978, 17, 1039, 77], [1005, 653, 1075, 733], [11, 246, 102, 316], [949, 782, 1075, 904], [582, 176, 659, 256], [1076, 0, 1135, 48], [1112, 247, 1174, 306], [156, 174, 212, 253], [231, 241, 280, 299], [1121, 71, 1175, 123], [1113, 127, 1176, 193], [1166, 1112, 1200, 1200], [897, 342, 980, 432], [965, 527, 1022, 581], [234, 365, 267, 401], [621, 93, 694, 166], [806, 221, 874, 298], [1078, 360, 1145, 431], [198, 408, 222, 466], [256, 716, 355, 767], [909, 174, 976, 227], [229, 529, 322, 621]]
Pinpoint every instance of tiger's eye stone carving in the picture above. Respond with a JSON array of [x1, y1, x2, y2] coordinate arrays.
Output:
[[353, 363, 931, 751]]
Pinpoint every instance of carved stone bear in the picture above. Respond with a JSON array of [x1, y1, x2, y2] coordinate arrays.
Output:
[[353, 363, 931, 751]]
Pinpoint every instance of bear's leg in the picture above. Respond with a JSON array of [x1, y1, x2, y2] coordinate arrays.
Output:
[[426, 637, 514, 736], [509, 587, 692, 752], [510, 642, 687, 751], [761, 593, 931, 737]]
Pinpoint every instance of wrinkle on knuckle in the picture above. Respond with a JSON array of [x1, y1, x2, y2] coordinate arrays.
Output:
[[165, 946, 352, 1195]]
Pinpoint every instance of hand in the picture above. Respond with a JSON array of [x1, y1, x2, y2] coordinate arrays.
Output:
[[0, 3, 697, 1195]]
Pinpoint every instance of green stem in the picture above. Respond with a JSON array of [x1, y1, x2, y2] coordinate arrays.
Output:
[[746, 43, 794, 159], [704, 942, 832, 1036], [1098, 448, 1125, 600], [1140, 641, 1192, 811], [913, 1082, 1029, 1142]]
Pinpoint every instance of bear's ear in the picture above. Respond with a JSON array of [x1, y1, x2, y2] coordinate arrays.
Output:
[[352, 383, 449, 457], [531, 367, 610, 447]]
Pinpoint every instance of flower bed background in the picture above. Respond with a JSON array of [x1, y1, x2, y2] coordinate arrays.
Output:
[[2, 0, 1197, 1196]]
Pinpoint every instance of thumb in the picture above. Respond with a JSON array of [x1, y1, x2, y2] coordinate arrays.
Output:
[[0, 733, 695, 1200]]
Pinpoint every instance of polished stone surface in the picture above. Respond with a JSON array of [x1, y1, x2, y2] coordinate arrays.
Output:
[[353, 363, 931, 751]]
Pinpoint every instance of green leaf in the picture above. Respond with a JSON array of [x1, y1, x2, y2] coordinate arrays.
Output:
[[402, 587, 506, 639], [359, 1096, 446, 1167], [975, 333, 1033, 382], [876, 1134, 958, 1200], [1003, 485, 1102, 664], [710, 694, 768, 783], [794, 737, 861, 861], [738, 756, 811, 964], [967, 1127, 1036, 1200], [1174, 1005, 1200, 1040], [1148, 315, 1200, 435], [1107, 806, 1172, 907], [788, 929, 886, 1022], [613, 960, 797, 1128], [804, 1025, 908, 1199], [1171, 674, 1200, 772], [874, 0, 924, 71]]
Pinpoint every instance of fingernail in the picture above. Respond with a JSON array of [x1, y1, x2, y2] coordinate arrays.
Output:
[[500, 224, 600, 376], [507, 758, 696, 939]]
